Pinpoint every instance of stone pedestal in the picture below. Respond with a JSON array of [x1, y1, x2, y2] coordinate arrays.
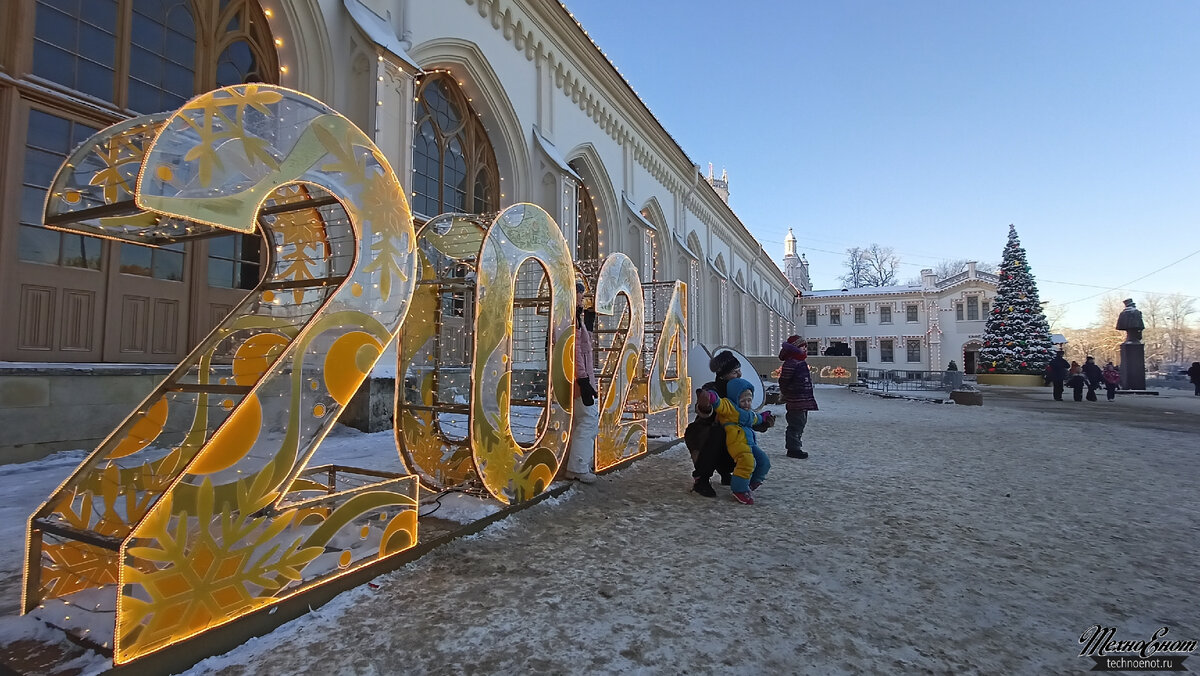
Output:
[[949, 390, 983, 406], [344, 376, 396, 433], [1119, 342, 1146, 390]]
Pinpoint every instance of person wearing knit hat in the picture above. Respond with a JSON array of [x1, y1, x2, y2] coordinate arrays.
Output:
[[708, 350, 741, 383], [778, 335, 817, 459], [682, 349, 742, 497]]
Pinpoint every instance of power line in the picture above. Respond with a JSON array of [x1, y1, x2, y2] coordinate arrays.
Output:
[[1055, 247, 1200, 307], [1037, 278, 1200, 301]]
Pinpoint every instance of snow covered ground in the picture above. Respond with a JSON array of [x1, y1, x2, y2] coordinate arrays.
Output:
[[3, 385, 1199, 673]]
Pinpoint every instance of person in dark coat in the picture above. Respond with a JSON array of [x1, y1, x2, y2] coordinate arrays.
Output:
[[1067, 361, 1086, 402], [684, 350, 741, 497], [1081, 356, 1104, 402], [1188, 361, 1200, 396], [778, 336, 818, 459], [1048, 351, 1070, 401]]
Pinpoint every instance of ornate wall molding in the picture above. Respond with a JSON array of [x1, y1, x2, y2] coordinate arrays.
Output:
[[461, 0, 789, 297]]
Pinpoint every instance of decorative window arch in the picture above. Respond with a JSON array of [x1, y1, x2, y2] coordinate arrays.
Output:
[[568, 159, 599, 263], [412, 72, 499, 219], [25, 1, 277, 113], [639, 202, 665, 282], [13, 0, 279, 272], [624, 221, 644, 276], [2, 0, 280, 362]]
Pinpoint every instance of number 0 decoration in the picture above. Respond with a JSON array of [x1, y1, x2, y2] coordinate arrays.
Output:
[[22, 85, 688, 665]]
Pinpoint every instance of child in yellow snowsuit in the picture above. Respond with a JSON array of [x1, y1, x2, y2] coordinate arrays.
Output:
[[697, 377, 773, 505]]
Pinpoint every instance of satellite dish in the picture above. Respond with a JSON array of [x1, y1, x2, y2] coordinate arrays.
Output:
[[708, 345, 765, 410]]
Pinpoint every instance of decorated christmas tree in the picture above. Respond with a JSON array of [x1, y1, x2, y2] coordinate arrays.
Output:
[[979, 225, 1054, 374]]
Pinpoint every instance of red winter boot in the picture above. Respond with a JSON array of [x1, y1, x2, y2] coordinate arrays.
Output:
[[731, 491, 754, 505]]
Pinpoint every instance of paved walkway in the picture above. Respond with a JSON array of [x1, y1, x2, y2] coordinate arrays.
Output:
[[185, 386, 1200, 675]]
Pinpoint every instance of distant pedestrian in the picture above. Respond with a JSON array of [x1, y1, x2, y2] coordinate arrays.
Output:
[[778, 335, 817, 459], [1067, 361, 1086, 402], [1102, 361, 1120, 401], [1188, 361, 1200, 396], [1048, 351, 1070, 401], [1082, 356, 1103, 402]]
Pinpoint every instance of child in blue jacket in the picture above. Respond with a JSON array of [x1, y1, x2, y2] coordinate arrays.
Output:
[[697, 377, 772, 505]]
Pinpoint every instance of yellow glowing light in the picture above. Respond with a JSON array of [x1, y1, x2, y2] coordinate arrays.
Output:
[[25, 82, 693, 667], [26, 84, 422, 665]]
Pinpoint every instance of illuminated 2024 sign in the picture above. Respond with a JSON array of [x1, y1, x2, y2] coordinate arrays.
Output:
[[23, 85, 688, 664]]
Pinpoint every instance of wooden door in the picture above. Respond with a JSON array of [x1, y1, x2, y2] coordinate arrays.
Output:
[[101, 242, 190, 363], [0, 107, 108, 362]]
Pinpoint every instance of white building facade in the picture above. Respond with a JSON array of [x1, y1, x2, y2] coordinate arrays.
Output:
[[795, 264, 999, 374], [0, 0, 796, 366], [0, 0, 799, 460]]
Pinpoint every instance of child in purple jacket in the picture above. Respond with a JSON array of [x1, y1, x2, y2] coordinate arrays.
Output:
[[778, 335, 818, 459]]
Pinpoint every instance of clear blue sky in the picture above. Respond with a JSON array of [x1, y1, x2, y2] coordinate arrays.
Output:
[[562, 0, 1200, 328]]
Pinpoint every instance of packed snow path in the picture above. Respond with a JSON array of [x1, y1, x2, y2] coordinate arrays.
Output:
[[176, 386, 1199, 675]]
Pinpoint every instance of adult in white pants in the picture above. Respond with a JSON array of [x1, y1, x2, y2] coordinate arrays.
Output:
[[564, 281, 598, 483]]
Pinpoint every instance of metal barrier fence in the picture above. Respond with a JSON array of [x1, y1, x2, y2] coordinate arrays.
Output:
[[1145, 376, 1191, 391], [858, 368, 964, 393]]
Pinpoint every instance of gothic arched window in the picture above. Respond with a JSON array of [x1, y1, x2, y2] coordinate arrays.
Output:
[[412, 73, 499, 219], [14, 0, 278, 273], [569, 161, 599, 263], [29, 1, 277, 114]]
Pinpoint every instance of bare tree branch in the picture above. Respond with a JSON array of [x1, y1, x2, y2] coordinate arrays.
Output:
[[860, 244, 900, 286], [838, 247, 867, 288]]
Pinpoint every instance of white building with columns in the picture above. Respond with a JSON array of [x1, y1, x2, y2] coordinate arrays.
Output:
[[794, 263, 1000, 374]]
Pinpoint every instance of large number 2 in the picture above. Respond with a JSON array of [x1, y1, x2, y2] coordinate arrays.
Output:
[[593, 253, 646, 471], [26, 85, 419, 664]]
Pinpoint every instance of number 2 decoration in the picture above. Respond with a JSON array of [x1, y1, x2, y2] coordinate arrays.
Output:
[[23, 85, 687, 664]]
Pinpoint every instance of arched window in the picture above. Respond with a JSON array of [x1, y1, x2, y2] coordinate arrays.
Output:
[[412, 73, 499, 219], [568, 160, 599, 263], [640, 208, 662, 282], [16, 1, 278, 273], [2, 0, 278, 361], [29, 1, 277, 114]]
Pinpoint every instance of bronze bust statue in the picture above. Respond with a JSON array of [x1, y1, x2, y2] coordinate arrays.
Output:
[[1115, 298, 1144, 342]]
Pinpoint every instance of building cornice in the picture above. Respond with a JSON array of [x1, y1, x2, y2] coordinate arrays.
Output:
[[465, 0, 792, 293]]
